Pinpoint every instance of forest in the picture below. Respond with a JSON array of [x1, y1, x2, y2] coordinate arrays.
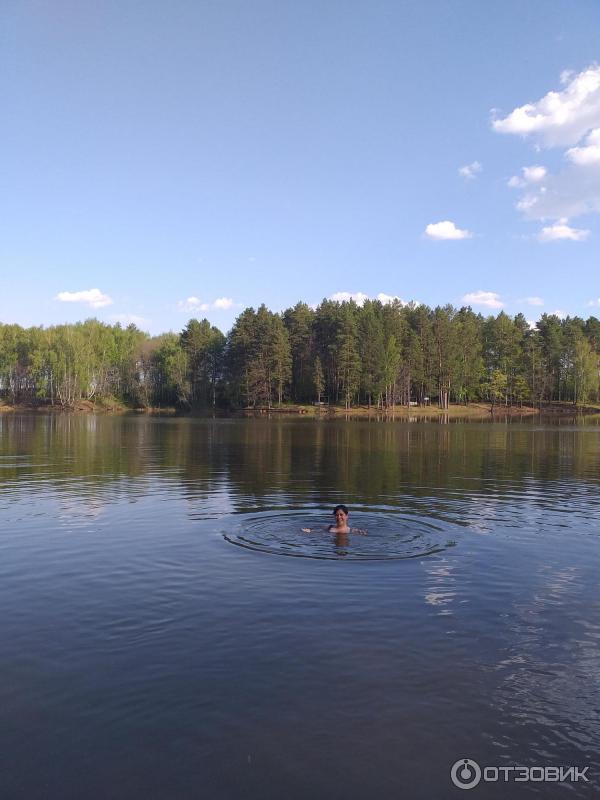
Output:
[[1, 299, 599, 410]]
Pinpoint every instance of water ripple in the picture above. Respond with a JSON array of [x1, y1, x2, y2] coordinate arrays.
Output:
[[223, 508, 460, 560]]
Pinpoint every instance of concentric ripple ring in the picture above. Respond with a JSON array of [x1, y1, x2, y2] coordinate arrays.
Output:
[[223, 509, 460, 561]]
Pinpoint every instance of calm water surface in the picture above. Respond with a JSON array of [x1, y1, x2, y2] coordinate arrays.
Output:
[[1, 414, 599, 799]]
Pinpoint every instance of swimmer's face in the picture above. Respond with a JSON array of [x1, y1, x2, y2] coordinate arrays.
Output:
[[334, 508, 348, 527]]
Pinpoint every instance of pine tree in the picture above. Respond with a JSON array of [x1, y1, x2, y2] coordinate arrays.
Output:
[[313, 356, 324, 403], [336, 305, 361, 409], [283, 302, 315, 402]]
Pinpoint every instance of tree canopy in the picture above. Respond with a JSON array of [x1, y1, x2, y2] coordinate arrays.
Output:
[[1, 303, 599, 409]]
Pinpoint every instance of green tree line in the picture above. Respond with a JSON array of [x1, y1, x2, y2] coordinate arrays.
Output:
[[1, 300, 599, 409]]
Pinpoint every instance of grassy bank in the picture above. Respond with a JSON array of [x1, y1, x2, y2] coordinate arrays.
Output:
[[3, 400, 600, 418], [240, 402, 536, 418], [239, 401, 600, 418]]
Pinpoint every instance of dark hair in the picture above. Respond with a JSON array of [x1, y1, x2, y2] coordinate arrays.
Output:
[[333, 504, 349, 515]]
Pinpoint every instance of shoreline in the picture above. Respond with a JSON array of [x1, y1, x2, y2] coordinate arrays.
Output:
[[2, 401, 600, 418]]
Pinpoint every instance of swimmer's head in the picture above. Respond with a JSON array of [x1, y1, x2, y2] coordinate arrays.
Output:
[[333, 504, 349, 525]]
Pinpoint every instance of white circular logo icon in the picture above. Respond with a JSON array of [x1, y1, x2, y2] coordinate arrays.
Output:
[[451, 758, 482, 789]]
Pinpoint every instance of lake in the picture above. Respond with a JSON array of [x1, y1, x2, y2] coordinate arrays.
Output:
[[1, 413, 598, 799]]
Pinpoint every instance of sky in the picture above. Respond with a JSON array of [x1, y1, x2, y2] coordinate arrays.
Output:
[[2, 0, 600, 334]]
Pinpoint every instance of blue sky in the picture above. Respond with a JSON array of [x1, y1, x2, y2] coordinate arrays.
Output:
[[2, 0, 600, 334]]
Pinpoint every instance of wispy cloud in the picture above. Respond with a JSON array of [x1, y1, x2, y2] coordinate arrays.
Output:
[[520, 296, 545, 306], [178, 296, 239, 313], [494, 66, 600, 226], [508, 165, 547, 188], [56, 288, 113, 308], [461, 290, 504, 309], [110, 313, 149, 328], [424, 220, 473, 240], [566, 128, 600, 165], [458, 161, 482, 180], [179, 296, 209, 312], [537, 220, 590, 242], [513, 163, 600, 222]]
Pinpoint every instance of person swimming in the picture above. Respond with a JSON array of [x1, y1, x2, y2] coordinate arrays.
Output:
[[302, 505, 366, 535], [329, 504, 350, 533]]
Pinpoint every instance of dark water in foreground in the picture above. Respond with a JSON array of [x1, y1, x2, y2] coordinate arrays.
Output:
[[1, 414, 599, 799]]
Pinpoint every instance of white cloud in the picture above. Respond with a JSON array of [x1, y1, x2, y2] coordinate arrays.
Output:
[[461, 290, 504, 309], [551, 309, 567, 319], [178, 296, 238, 312], [566, 128, 600, 165], [328, 292, 414, 307], [495, 67, 600, 224], [330, 291, 370, 306], [178, 296, 210, 312], [560, 69, 575, 85], [492, 65, 600, 147], [516, 164, 600, 221], [424, 220, 473, 240], [376, 292, 409, 306], [521, 296, 545, 306], [508, 165, 548, 188], [110, 314, 149, 328], [524, 166, 547, 182], [537, 220, 590, 242], [56, 288, 113, 308], [586, 297, 600, 307], [213, 297, 235, 310], [458, 161, 482, 180]]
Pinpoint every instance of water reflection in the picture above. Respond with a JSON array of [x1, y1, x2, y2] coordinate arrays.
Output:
[[423, 560, 458, 615], [333, 530, 349, 554], [1, 413, 600, 797], [490, 561, 600, 764], [2, 414, 600, 512]]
